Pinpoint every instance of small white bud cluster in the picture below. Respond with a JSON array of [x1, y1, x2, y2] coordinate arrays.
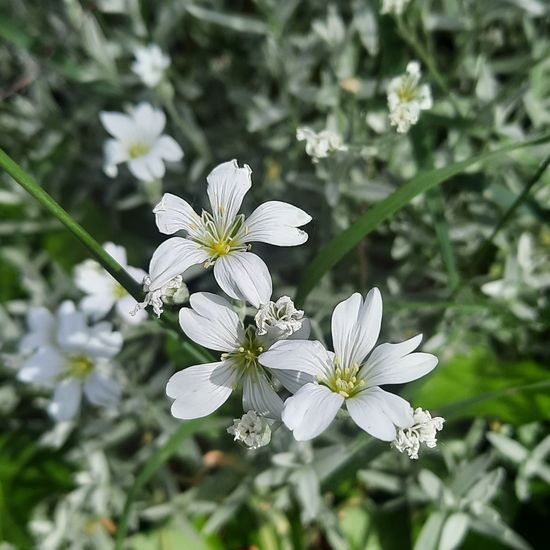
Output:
[[255, 296, 304, 338], [296, 127, 347, 163], [132, 275, 188, 318], [227, 410, 272, 450], [387, 61, 432, 134], [381, 0, 412, 16], [392, 407, 444, 459]]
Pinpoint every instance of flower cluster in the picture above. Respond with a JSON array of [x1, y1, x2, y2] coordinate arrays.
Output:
[[387, 61, 432, 133], [392, 407, 445, 459]]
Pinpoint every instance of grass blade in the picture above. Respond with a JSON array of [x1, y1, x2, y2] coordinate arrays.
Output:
[[294, 134, 550, 307]]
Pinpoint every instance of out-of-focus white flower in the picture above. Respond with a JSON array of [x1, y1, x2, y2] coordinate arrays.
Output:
[[260, 289, 438, 441], [166, 292, 286, 421], [132, 274, 188, 317], [149, 160, 311, 308], [392, 407, 445, 459], [100, 102, 183, 182], [227, 410, 272, 449], [387, 61, 432, 133], [381, 0, 411, 16], [18, 302, 122, 422], [74, 242, 147, 325], [255, 296, 304, 338], [131, 44, 170, 88], [296, 127, 347, 163]]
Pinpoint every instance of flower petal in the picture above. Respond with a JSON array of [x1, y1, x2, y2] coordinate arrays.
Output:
[[127, 156, 154, 182], [18, 347, 64, 384], [19, 307, 55, 354], [271, 368, 314, 394], [281, 383, 343, 441], [244, 201, 311, 246], [103, 242, 128, 266], [346, 387, 414, 441], [152, 135, 184, 162], [148, 237, 209, 291], [103, 139, 128, 177], [166, 361, 238, 419], [84, 322, 123, 358], [48, 379, 82, 422], [179, 292, 242, 352], [332, 289, 382, 367], [79, 294, 115, 321], [153, 193, 200, 235], [206, 160, 252, 225], [56, 301, 88, 352], [360, 335, 438, 387], [100, 112, 135, 141], [83, 372, 120, 407], [259, 339, 331, 379], [243, 369, 284, 419], [133, 102, 165, 138], [213, 252, 272, 308]]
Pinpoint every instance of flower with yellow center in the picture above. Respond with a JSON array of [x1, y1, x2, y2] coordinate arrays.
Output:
[[100, 102, 183, 182], [74, 242, 147, 325], [148, 159, 311, 308], [166, 292, 287, 421], [17, 301, 123, 422], [260, 289, 439, 442], [387, 61, 432, 133]]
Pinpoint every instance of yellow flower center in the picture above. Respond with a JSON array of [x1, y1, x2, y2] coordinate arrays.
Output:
[[323, 359, 365, 398], [128, 143, 149, 159], [210, 239, 233, 258], [67, 354, 94, 379]]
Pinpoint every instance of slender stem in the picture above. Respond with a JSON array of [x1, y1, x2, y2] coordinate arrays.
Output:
[[0, 148, 143, 300], [480, 153, 550, 251], [0, 147, 214, 361]]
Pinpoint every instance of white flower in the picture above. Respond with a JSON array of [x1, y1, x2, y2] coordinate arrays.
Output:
[[259, 289, 438, 441], [255, 296, 305, 338], [166, 292, 291, 421], [132, 274, 189, 317], [131, 44, 170, 88], [18, 302, 122, 422], [227, 410, 272, 449], [296, 127, 346, 162], [74, 242, 147, 325], [392, 407, 445, 459], [149, 160, 311, 308], [100, 102, 183, 182], [387, 61, 432, 133], [381, 0, 411, 16]]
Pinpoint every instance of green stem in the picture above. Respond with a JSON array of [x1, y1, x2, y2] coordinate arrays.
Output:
[[476, 153, 550, 257], [0, 148, 143, 300], [0, 148, 214, 361]]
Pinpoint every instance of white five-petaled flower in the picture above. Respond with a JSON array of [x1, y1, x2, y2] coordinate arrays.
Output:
[[255, 296, 305, 338], [166, 292, 309, 421], [227, 410, 272, 449], [392, 407, 445, 459], [296, 127, 347, 163], [100, 102, 183, 182], [74, 242, 147, 325], [131, 44, 170, 88], [259, 289, 438, 442], [149, 160, 311, 308], [18, 302, 122, 422], [381, 0, 411, 16], [387, 61, 432, 134]]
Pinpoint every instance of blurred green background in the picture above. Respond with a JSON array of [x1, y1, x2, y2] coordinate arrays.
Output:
[[1, 1, 550, 549]]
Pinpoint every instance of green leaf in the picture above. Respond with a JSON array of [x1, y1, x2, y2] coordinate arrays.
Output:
[[114, 418, 225, 549], [408, 348, 550, 424], [294, 134, 550, 306], [186, 5, 267, 34]]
